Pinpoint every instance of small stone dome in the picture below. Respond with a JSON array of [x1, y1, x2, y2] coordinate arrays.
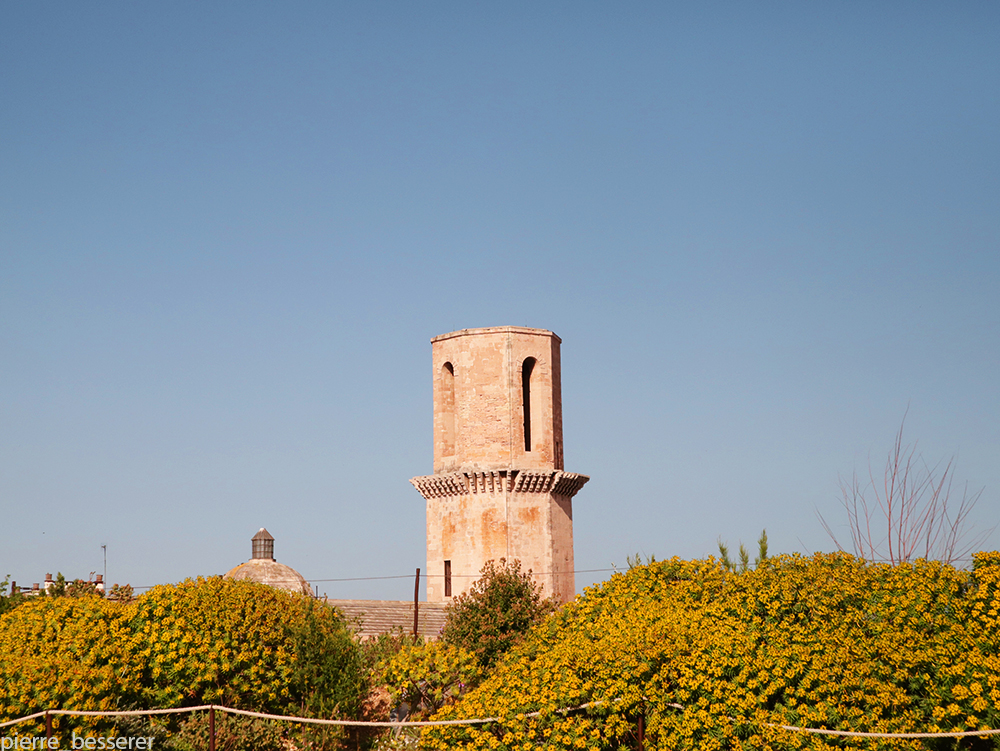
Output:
[[224, 528, 313, 596]]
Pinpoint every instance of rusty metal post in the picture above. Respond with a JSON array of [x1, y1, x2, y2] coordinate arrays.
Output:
[[637, 701, 645, 751], [209, 706, 215, 751], [46, 710, 51, 741], [413, 568, 420, 637]]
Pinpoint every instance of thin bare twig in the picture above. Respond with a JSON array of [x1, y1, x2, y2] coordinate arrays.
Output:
[[817, 410, 993, 565]]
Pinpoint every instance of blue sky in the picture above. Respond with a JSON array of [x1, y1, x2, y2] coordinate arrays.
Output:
[[2, 2, 998, 599]]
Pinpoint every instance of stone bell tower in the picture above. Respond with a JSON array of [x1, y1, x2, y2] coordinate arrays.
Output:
[[410, 326, 589, 603]]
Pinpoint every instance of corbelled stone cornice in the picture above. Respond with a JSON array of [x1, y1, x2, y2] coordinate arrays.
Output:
[[411, 469, 589, 499]]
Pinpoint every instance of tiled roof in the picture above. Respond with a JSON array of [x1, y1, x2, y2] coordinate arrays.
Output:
[[325, 599, 449, 640]]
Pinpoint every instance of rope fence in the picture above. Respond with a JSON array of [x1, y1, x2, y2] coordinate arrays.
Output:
[[4, 700, 1000, 742]]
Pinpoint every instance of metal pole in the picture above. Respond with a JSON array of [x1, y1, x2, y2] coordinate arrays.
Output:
[[46, 711, 51, 741], [413, 568, 420, 637], [209, 706, 215, 751], [637, 701, 644, 751]]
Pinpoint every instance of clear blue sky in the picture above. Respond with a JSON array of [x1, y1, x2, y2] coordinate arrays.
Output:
[[2, 2, 997, 599]]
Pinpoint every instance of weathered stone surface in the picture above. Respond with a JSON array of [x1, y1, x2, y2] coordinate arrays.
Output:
[[224, 528, 313, 596], [430, 326, 564, 473], [224, 558, 313, 596], [412, 327, 588, 604]]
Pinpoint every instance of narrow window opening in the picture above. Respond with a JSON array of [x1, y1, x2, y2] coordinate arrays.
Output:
[[444, 560, 452, 597], [441, 362, 455, 456], [521, 358, 535, 452]]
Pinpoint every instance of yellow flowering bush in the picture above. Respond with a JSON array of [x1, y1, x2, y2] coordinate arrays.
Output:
[[0, 594, 134, 735], [0, 577, 364, 741], [426, 552, 1000, 750], [383, 642, 482, 720], [130, 576, 300, 710]]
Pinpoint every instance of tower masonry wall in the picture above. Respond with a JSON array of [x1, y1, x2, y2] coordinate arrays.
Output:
[[413, 326, 586, 604], [432, 327, 563, 474]]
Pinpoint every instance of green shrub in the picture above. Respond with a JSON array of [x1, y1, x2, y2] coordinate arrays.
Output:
[[115, 711, 285, 751], [0, 576, 26, 617], [442, 559, 556, 669]]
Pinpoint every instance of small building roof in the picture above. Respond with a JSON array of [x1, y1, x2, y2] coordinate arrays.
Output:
[[224, 527, 311, 596], [326, 599, 449, 640], [225, 558, 313, 596]]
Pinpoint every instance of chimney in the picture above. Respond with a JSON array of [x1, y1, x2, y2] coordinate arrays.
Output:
[[43, 573, 53, 593], [95, 574, 104, 593], [251, 528, 275, 560]]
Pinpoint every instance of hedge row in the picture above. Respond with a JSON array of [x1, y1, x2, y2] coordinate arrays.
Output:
[[426, 552, 1000, 751], [0, 577, 363, 740]]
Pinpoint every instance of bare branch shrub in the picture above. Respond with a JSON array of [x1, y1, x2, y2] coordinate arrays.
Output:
[[820, 411, 993, 565]]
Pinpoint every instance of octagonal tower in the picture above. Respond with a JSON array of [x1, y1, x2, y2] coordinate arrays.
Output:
[[410, 327, 588, 603]]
